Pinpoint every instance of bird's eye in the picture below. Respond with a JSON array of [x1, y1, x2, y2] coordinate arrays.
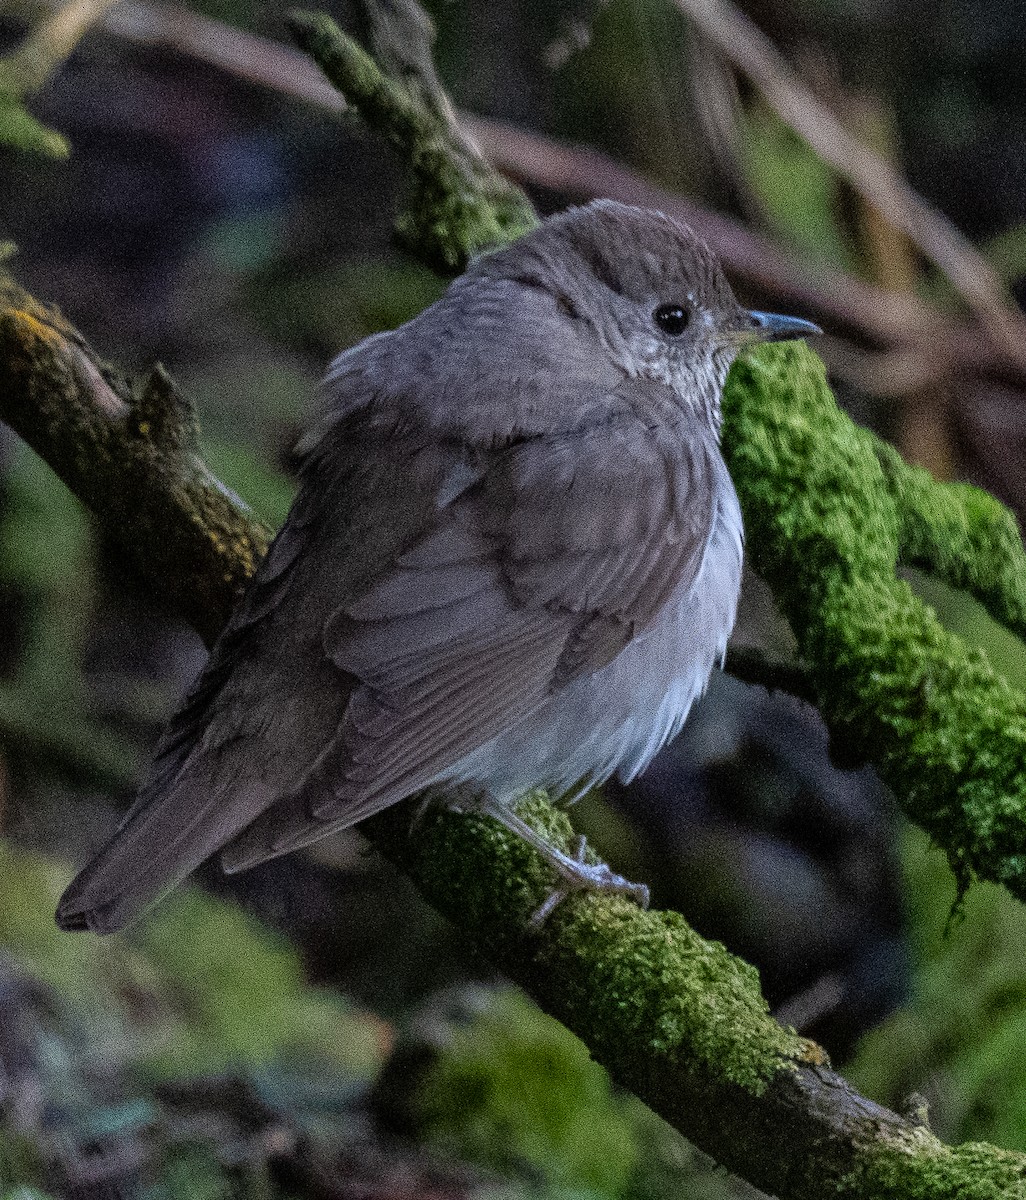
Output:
[[653, 304, 690, 336]]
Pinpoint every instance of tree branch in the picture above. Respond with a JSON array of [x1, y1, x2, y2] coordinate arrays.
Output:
[[5, 4, 1026, 1197], [286, 9, 537, 272], [0, 277, 270, 645], [2, 0, 122, 95], [720, 346, 1026, 908]]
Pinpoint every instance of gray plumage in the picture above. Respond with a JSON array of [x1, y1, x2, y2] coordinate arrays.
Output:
[[56, 200, 818, 934]]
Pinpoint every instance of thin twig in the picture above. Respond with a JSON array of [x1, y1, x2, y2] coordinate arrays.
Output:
[[724, 644, 818, 707], [670, 0, 1026, 368], [2, 0, 122, 94]]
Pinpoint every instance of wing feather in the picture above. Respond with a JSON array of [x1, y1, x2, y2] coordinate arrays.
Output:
[[230, 389, 720, 874], [250, 394, 720, 847]]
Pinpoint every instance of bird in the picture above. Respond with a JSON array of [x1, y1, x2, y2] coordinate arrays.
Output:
[[56, 200, 820, 934]]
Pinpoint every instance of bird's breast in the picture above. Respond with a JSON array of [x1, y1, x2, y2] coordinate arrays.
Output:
[[444, 461, 744, 801]]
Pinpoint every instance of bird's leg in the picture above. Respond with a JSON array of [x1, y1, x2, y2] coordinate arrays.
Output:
[[529, 834, 587, 926], [472, 794, 650, 924], [408, 782, 479, 834], [410, 788, 649, 923]]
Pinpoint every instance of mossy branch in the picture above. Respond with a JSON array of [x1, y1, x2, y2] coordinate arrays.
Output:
[[5, 2, 1026, 1196], [0, 276, 270, 645], [722, 348, 1026, 902], [874, 437, 1026, 640], [286, 8, 537, 272]]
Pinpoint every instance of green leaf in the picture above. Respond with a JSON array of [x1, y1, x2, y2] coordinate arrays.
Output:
[[0, 92, 68, 159]]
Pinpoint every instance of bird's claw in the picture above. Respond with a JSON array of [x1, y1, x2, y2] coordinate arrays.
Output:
[[529, 834, 650, 928]]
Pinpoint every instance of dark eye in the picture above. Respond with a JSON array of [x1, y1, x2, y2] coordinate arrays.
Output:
[[653, 304, 690, 336]]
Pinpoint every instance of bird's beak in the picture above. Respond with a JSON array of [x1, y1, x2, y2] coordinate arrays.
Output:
[[746, 310, 823, 342]]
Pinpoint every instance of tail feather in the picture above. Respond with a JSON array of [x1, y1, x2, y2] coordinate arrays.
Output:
[[56, 764, 277, 934], [220, 791, 338, 874]]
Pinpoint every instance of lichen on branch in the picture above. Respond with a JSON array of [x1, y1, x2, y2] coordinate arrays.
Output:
[[0, 276, 270, 644]]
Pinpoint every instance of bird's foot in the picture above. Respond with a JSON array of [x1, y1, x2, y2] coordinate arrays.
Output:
[[414, 789, 650, 926], [530, 833, 650, 927]]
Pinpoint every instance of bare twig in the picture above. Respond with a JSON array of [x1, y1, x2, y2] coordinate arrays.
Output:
[[669, 0, 1026, 367], [1, 0, 122, 94], [724, 644, 818, 707], [103, 0, 346, 109]]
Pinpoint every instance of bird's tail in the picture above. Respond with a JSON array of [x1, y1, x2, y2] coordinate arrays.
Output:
[[55, 757, 277, 934]]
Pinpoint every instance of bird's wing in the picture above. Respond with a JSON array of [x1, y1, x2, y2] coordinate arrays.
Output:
[[55, 398, 475, 932], [223, 399, 721, 870]]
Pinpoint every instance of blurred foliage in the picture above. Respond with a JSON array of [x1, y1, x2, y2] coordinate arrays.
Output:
[[849, 823, 1026, 1152], [0, 8, 72, 160], [418, 989, 638, 1196], [199, 211, 292, 276], [247, 259, 446, 361], [553, 0, 711, 199], [984, 221, 1026, 287], [908, 571, 1026, 686], [202, 437, 296, 530], [0, 91, 67, 158], [0, 443, 137, 789], [0, 837, 388, 1195], [0, 839, 386, 1079], [415, 988, 754, 1200]]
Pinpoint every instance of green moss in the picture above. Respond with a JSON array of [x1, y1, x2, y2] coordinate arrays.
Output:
[[722, 344, 1026, 901], [848, 1136, 1026, 1199], [372, 793, 807, 1102], [875, 438, 1026, 642], [0, 1133, 46, 1193]]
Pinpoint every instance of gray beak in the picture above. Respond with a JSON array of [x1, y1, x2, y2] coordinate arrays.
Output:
[[747, 310, 823, 342]]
